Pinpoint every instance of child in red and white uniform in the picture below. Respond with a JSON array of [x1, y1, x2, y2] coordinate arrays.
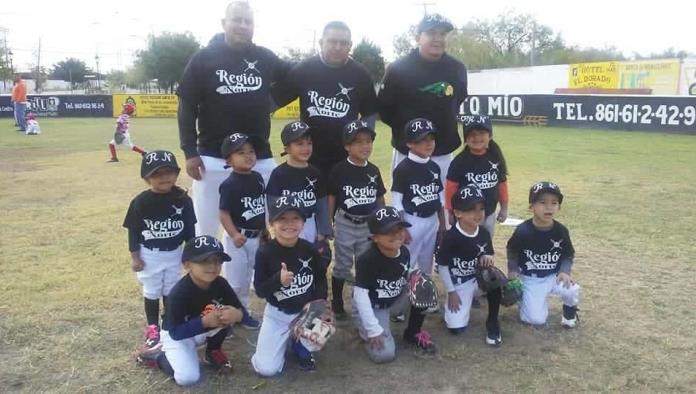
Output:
[[108, 103, 146, 162]]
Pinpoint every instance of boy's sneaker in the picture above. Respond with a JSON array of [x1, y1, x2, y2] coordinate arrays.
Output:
[[144, 324, 162, 352], [485, 333, 502, 346], [240, 313, 261, 330], [390, 313, 406, 323], [485, 319, 502, 346], [561, 305, 579, 329], [107, 158, 119, 163], [404, 330, 437, 354], [135, 350, 161, 369], [298, 355, 316, 372], [204, 349, 232, 370]]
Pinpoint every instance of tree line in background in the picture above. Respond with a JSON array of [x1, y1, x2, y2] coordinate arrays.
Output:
[[14, 11, 692, 93]]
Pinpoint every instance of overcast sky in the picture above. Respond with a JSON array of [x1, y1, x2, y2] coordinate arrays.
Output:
[[1, 0, 694, 73]]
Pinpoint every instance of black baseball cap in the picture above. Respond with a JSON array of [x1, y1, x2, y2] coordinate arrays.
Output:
[[342, 119, 376, 145], [459, 114, 493, 137], [451, 184, 485, 211], [281, 121, 312, 146], [267, 195, 307, 222], [368, 206, 412, 235], [529, 181, 564, 204], [404, 117, 437, 143], [182, 235, 231, 264], [140, 150, 180, 179], [417, 13, 454, 33], [220, 132, 260, 159]]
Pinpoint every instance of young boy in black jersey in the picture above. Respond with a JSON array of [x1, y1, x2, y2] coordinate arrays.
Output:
[[266, 121, 331, 244], [352, 206, 437, 363], [251, 195, 328, 375], [123, 150, 196, 353], [507, 182, 580, 328], [218, 132, 266, 329], [328, 119, 386, 319], [136, 235, 244, 386], [436, 184, 503, 345]]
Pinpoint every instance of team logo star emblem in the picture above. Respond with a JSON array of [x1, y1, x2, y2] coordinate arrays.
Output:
[[299, 257, 312, 268], [171, 205, 184, 216], [367, 174, 378, 185], [430, 170, 439, 181], [489, 161, 499, 171], [476, 243, 488, 254], [306, 177, 318, 188], [243, 59, 259, 73], [399, 260, 409, 273], [335, 83, 354, 100], [550, 239, 563, 250]]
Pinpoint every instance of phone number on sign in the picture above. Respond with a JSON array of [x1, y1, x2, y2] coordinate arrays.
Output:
[[553, 103, 696, 127]]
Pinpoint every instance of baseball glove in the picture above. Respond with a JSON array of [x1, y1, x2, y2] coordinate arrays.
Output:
[[408, 269, 439, 309], [114, 132, 126, 144], [501, 278, 523, 306], [475, 266, 508, 293], [291, 299, 335, 352], [313, 239, 332, 268]]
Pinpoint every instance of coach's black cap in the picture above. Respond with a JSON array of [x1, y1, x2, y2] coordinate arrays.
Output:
[[267, 195, 307, 222], [528, 181, 564, 204], [182, 235, 231, 264], [404, 117, 437, 143], [140, 150, 180, 179], [451, 184, 485, 211], [281, 121, 313, 146], [417, 13, 454, 33], [342, 119, 376, 145], [368, 206, 412, 235], [221, 132, 261, 159], [459, 114, 493, 136]]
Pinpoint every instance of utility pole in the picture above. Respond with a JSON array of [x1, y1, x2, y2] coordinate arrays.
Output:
[[414, 1, 435, 15], [35, 38, 42, 92], [1, 27, 8, 91]]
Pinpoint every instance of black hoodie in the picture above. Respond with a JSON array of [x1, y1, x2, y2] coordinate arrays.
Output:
[[177, 33, 291, 159]]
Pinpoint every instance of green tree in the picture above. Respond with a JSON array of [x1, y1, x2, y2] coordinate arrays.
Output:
[[31, 65, 48, 93], [51, 58, 91, 89], [352, 39, 386, 82], [106, 70, 127, 92], [392, 25, 417, 58], [280, 47, 314, 63], [136, 32, 200, 93]]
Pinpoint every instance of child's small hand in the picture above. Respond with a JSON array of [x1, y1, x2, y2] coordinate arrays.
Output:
[[479, 255, 495, 267], [280, 262, 294, 287], [496, 207, 508, 223], [557, 272, 575, 288], [447, 291, 462, 312], [232, 232, 247, 248], [202, 310, 222, 329], [218, 306, 243, 326], [368, 333, 386, 350], [131, 257, 145, 272]]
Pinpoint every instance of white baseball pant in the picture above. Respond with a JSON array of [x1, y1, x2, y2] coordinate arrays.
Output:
[[299, 215, 317, 243], [191, 155, 276, 237], [519, 274, 581, 325], [160, 330, 208, 386], [136, 246, 183, 299], [403, 213, 439, 274], [110, 132, 135, 148], [443, 278, 482, 329], [222, 233, 260, 308], [251, 303, 300, 377], [352, 289, 409, 363]]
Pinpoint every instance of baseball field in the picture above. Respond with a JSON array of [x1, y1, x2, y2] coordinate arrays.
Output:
[[1, 118, 694, 392]]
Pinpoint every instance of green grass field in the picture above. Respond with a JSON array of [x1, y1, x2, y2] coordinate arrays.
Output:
[[1, 118, 695, 392]]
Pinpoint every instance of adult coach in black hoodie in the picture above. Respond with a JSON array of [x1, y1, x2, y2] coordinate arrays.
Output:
[[272, 21, 378, 179], [177, 1, 290, 237], [378, 14, 468, 180]]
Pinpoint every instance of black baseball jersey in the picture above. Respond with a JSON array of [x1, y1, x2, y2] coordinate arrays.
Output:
[[271, 55, 378, 167], [177, 34, 290, 159], [266, 163, 326, 218], [447, 150, 507, 217], [123, 188, 197, 252], [254, 239, 328, 314], [392, 157, 443, 217], [162, 274, 242, 337], [437, 224, 494, 285], [378, 49, 468, 155], [506, 219, 575, 278], [219, 171, 266, 230], [355, 244, 410, 308], [328, 160, 386, 216]]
